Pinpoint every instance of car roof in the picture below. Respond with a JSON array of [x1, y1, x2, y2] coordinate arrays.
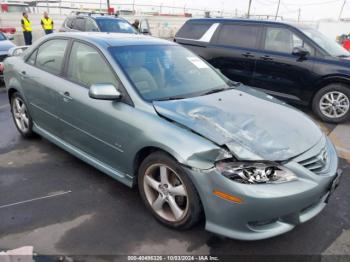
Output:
[[69, 14, 125, 21], [93, 16, 124, 20], [50, 32, 175, 47], [186, 18, 313, 29]]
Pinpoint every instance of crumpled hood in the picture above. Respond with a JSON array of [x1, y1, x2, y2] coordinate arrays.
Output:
[[0, 40, 15, 52], [153, 86, 323, 161]]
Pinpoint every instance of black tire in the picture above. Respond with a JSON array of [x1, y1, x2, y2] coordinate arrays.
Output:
[[138, 151, 202, 229], [312, 83, 350, 123], [10, 92, 36, 138]]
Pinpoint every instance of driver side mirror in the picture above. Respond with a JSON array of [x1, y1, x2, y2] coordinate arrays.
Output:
[[292, 46, 310, 58], [89, 84, 122, 100]]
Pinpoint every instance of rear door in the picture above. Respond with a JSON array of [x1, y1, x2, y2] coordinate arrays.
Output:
[[251, 25, 316, 102], [22, 38, 69, 136], [207, 23, 263, 86]]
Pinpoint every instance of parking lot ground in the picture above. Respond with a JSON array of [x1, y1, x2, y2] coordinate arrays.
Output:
[[0, 86, 350, 256]]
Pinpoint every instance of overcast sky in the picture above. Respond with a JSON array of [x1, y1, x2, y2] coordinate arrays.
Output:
[[111, 0, 349, 21]]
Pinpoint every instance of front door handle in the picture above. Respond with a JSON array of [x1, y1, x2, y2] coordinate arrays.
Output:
[[20, 71, 27, 78], [61, 91, 73, 102], [260, 55, 273, 61], [242, 52, 255, 58]]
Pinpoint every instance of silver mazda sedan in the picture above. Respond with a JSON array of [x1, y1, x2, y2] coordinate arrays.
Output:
[[4, 33, 342, 240]]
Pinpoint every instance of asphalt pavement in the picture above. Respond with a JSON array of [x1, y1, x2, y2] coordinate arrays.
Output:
[[0, 86, 349, 257]]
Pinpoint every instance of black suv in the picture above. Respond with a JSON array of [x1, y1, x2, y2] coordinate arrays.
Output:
[[60, 12, 145, 34], [175, 19, 350, 123]]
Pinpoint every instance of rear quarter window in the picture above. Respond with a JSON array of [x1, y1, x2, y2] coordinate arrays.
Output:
[[176, 22, 213, 40]]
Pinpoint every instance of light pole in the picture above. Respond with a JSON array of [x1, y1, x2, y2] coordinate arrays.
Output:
[[339, 0, 347, 21], [247, 0, 252, 18], [183, 0, 188, 14], [275, 0, 281, 20]]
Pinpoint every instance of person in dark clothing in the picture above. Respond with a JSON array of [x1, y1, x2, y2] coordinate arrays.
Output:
[[21, 12, 32, 45], [132, 19, 140, 32]]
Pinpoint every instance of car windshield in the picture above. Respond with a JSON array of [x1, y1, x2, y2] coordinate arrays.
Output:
[[300, 27, 349, 57], [109, 45, 231, 101], [0, 33, 6, 41], [96, 19, 137, 34]]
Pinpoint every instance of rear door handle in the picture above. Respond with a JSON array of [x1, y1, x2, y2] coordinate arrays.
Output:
[[242, 52, 255, 58], [61, 91, 73, 102], [260, 55, 273, 61]]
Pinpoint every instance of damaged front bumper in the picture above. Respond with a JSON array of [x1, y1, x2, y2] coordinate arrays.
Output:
[[185, 137, 341, 240]]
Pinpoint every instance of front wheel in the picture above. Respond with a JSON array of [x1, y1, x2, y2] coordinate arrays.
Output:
[[138, 152, 202, 229], [10, 92, 36, 138], [312, 84, 350, 123]]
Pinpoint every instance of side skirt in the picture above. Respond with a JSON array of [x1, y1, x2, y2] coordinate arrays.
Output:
[[33, 124, 134, 188]]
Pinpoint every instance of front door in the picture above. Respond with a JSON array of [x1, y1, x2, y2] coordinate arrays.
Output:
[[251, 26, 317, 102], [55, 41, 134, 175]]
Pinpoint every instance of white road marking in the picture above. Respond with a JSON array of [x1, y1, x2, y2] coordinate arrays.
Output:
[[0, 103, 9, 109], [0, 190, 72, 209]]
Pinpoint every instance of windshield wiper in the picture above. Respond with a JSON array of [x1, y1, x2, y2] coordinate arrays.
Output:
[[155, 96, 186, 101], [201, 86, 235, 96], [338, 54, 350, 58]]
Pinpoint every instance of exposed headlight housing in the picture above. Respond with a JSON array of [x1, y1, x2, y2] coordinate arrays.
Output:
[[216, 161, 297, 184]]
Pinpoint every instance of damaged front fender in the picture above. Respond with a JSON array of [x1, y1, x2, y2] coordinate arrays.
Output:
[[185, 147, 233, 169]]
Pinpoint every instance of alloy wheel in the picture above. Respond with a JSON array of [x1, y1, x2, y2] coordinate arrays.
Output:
[[143, 164, 189, 222], [12, 96, 30, 133], [319, 91, 350, 119]]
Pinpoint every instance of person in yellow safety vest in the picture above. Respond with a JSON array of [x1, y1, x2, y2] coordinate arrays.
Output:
[[41, 12, 54, 35], [21, 12, 32, 45]]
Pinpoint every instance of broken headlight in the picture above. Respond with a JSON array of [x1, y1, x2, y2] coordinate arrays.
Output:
[[216, 161, 297, 184]]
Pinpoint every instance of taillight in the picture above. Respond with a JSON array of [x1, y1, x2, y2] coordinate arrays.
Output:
[[0, 63, 4, 73]]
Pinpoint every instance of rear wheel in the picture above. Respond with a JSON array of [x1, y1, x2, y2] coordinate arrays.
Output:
[[10, 92, 35, 138], [312, 84, 350, 123], [138, 152, 202, 229]]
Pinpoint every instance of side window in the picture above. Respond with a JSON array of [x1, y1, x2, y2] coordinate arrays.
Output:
[[264, 27, 315, 55], [216, 24, 260, 49], [73, 18, 85, 31], [35, 39, 68, 75], [176, 22, 213, 39], [65, 17, 74, 28], [27, 49, 38, 65], [67, 42, 119, 87], [85, 18, 99, 32]]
